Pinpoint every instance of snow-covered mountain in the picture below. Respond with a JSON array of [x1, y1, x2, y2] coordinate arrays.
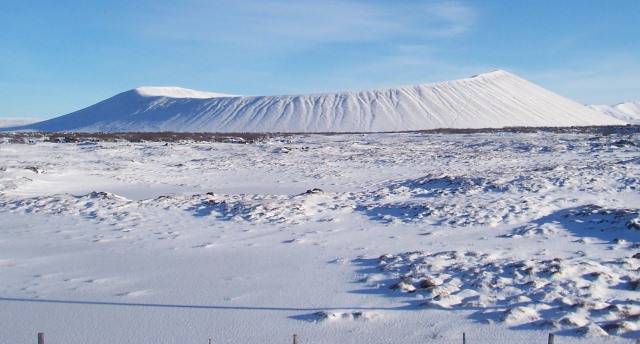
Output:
[[0, 117, 43, 128], [7, 70, 627, 132], [589, 101, 640, 124]]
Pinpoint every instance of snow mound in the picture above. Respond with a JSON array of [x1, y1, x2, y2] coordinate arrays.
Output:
[[361, 250, 640, 335], [8, 70, 626, 133], [505, 205, 640, 241]]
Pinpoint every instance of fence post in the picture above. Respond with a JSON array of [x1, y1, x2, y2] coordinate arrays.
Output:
[[462, 332, 466, 344], [38, 332, 44, 344], [548, 333, 555, 344], [293, 334, 298, 344]]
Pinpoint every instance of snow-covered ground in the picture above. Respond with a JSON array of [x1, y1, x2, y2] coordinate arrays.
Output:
[[1, 129, 639, 343]]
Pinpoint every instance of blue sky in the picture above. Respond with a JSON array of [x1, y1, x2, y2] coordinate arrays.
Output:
[[1, 0, 639, 118]]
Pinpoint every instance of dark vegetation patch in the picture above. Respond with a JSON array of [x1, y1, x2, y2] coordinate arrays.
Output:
[[0, 131, 272, 144], [0, 125, 638, 144]]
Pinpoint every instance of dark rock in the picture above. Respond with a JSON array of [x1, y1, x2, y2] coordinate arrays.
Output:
[[25, 166, 41, 173], [305, 188, 324, 194], [419, 278, 437, 289]]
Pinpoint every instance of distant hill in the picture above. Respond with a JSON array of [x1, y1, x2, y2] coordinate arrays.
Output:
[[0, 117, 44, 128], [5, 70, 627, 133], [589, 101, 640, 125]]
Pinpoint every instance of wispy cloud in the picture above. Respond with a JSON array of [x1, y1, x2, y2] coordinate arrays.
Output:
[[418, 1, 476, 37], [524, 53, 640, 105], [302, 44, 490, 94], [134, 0, 476, 50], [101, 0, 480, 96]]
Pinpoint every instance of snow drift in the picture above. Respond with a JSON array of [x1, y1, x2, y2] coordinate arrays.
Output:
[[8, 70, 627, 132]]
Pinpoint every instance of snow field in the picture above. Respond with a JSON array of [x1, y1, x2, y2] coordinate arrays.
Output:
[[0, 130, 639, 343]]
